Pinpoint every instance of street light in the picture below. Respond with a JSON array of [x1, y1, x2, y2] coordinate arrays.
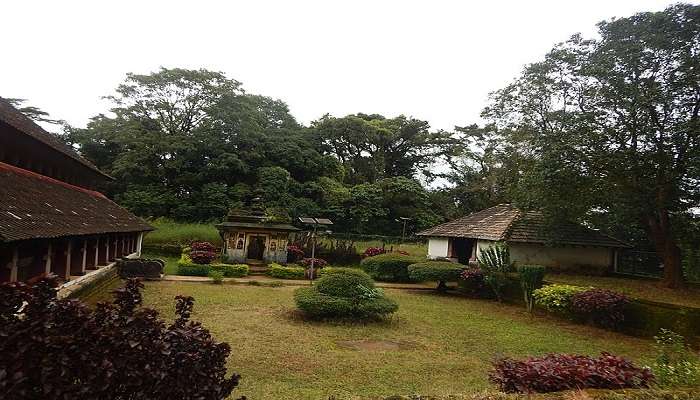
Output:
[[396, 217, 411, 244], [298, 217, 333, 281]]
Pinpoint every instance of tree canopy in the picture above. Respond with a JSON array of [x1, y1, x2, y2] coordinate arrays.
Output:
[[477, 4, 700, 287]]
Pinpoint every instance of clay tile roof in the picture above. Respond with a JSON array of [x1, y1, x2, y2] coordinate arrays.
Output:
[[0, 162, 152, 242], [0, 97, 111, 180], [418, 204, 629, 248]]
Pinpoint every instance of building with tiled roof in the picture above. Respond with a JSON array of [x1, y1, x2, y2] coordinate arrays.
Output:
[[0, 97, 153, 283], [418, 204, 629, 272]]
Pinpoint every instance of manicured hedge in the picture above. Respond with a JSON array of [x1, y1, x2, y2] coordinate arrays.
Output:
[[294, 270, 398, 319], [319, 266, 363, 276], [210, 263, 249, 278], [117, 258, 164, 279], [267, 264, 306, 279], [294, 287, 398, 319], [315, 268, 374, 297], [408, 261, 463, 290], [177, 263, 211, 276], [361, 253, 423, 282]]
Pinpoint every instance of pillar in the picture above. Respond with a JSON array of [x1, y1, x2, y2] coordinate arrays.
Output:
[[44, 242, 52, 275], [137, 232, 144, 257], [10, 247, 18, 282], [105, 236, 111, 263], [64, 240, 72, 280], [94, 237, 100, 266]]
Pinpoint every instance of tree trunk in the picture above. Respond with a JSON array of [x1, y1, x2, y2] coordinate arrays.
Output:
[[647, 208, 685, 289]]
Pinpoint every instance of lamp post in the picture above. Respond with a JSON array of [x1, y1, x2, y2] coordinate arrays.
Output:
[[298, 217, 333, 282], [396, 217, 411, 244]]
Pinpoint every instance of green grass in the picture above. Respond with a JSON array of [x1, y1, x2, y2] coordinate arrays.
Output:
[[143, 219, 221, 246], [135, 281, 655, 399], [545, 274, 700, 308], [323, 239, 428, 257]]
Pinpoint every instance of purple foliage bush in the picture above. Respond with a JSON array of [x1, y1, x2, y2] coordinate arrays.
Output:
[[0, 276, 242, 400], [571, 288, 629, 329], [459, 268, 490, 298], [362, 247, 386, 258], [490, 352, 654, 393], [286, 245, 305, 262], [190, 241, 217, 264], [299, 257, 328, 268]]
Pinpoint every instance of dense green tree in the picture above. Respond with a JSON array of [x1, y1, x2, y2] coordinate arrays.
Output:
[[483, 4, 700, 287], [312, 113, 457, 184]]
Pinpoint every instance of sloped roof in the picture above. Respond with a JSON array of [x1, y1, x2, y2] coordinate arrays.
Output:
[[0, 97, 111, 180], [418, 204, 629, 248], [216, 222, 299, 232], [0, 162, 152, 242]]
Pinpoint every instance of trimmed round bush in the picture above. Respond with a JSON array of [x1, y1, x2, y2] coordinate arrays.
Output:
[[532, 284, 589, 315], [360, 253, 423, 282], [294, 272, 398, 319], [408, 261, 463, 290], [315, 268, 375, 297]]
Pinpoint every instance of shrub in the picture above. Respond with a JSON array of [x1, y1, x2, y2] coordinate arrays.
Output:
[[518, 265, 546, 313], [117, 258, 164, 279], [0, 276, 241, 399], [294, 272, 397, 319], [209, 270, 224, 284], [458, 268, 491, 298], [477, 242, 513, 302], [190, 241, 217, 264], [319, 266, 363, 276], [532, 284, 589, 315], [363, 246, 386, 258], [177, 263, 211, 276], [267, 263, 306, 279], [314, 268, 375, 297], [571, 288, 629, 329], [490, 352, 654, 393], [360, 253, 423, 282], [210, 263, 249, 278], [408, 261, 463, 291], [286, 245, 304, 263], [651, 329, 700, 388], [299, 257, 328, 268]]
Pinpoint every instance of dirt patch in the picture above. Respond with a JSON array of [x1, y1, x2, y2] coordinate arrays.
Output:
[[336, 339, 417, 351]]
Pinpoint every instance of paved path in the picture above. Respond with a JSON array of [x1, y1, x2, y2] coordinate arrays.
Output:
[[162, 274, 440, 290]]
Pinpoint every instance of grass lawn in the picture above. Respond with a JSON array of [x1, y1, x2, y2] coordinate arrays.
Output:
[[545, 274, 700, 308], [126, 281, 655, 399], [143, 219, 222, 246]]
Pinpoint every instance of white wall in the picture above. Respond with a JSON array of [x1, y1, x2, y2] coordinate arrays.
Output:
[[474, 240, 613, 273], [427, 238, 449, 259]]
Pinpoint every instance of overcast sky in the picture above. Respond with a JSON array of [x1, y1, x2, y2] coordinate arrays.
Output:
[[1, 0, 682, 132]]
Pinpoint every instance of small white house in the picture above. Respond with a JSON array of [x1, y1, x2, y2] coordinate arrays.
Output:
[[418, 204, 630, 274]]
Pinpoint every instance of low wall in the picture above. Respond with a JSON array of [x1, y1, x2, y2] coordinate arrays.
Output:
[[57, 263, 119, 299]]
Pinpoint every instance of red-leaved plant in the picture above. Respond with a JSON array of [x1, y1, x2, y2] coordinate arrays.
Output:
[[363, 247, 387, 258], [459, 268, 490, 298], [286, 245, 305, 262], [190, 241, 217, 264], [489, 352, 654, 393], [0, 275, 243, 400], [571, 288, 629, 329], [299, 257, 328, 268]]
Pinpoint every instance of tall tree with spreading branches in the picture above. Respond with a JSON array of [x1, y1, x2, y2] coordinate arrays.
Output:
[[484, 4, 700, 288]]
